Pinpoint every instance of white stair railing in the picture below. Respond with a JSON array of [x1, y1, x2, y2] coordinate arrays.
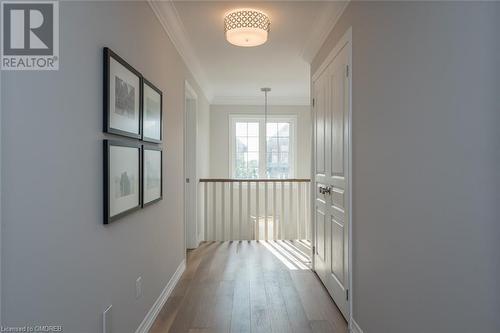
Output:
[[200, 179, 311, 241]]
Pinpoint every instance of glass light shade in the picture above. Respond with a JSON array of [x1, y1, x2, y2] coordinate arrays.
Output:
[[224, 9, 270, 47]]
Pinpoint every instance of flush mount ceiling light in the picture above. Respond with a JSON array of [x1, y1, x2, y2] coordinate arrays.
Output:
[[224, 8, 270, 47]]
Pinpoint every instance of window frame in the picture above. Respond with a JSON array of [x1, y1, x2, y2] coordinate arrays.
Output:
[[229, 114, 297, 179]]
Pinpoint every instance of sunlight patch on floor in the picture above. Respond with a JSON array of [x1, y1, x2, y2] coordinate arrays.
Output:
[[261, 240, 311, 270]]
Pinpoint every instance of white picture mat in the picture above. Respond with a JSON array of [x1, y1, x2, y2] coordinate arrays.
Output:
[[143, 149, 162, 204], [143, 83, 161, 140], [109, 57, 140, 134], [109, 146, 140, 216]]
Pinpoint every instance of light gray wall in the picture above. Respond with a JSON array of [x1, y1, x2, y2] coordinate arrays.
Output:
[[312, 2, 500, 332], [209, 104, 311, 178], [1, 1, 209, 332]]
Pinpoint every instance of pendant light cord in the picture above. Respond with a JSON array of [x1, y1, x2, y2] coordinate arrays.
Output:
[[261, 87, 271, 178], [264, 89, 268, 130], [261, 87, 271, 134]]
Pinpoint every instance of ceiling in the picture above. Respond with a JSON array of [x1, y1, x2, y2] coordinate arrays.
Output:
[[150, 1, 347, 105]]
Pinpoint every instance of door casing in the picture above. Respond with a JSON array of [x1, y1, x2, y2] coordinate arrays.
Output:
[[311, 27, 353, 327], [184, 81, 198, 250]]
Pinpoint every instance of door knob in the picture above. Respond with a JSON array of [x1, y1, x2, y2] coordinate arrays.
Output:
[[319, 185, 331, 195]]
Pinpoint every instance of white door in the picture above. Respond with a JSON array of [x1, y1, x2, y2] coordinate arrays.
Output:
[[184, 82, 198, 249], [313, 32, 351, 320]]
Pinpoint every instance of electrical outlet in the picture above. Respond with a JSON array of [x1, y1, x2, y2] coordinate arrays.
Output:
[[103, 305, 112, 333], [136, 276, 142, 299]]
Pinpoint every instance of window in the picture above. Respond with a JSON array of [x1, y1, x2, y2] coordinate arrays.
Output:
[[235, 122, 259, 178], [230, 116, 296, 179]]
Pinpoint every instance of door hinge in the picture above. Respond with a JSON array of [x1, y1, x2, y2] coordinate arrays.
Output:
[[312, 98, 315, 107], [346, 65, 350, 78], [346, 289, 349, 301], [312, 245, 316, 254]]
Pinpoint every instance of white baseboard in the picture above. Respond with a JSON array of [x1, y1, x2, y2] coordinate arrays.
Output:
[[135, 259, 186, 333], [350, 318, 364, 333]]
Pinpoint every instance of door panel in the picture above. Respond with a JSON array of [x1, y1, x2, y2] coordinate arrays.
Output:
[[315, 76, 327, 175], [331, 218, 344, 284], [316, 209, 326, 261], [313, 37, 351, 320], [331, 64, 345, 177]]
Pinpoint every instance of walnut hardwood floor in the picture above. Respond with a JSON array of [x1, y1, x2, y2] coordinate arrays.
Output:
[[149, 241, 347, 333]]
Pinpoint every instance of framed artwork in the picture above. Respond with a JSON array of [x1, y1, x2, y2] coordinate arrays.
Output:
[[142, 78, 163, 143], [103, 140, 141, 224], [142, 145, 162, 207], [103, 47, 142, 139]]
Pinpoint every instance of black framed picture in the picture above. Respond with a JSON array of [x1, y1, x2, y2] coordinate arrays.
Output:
[[103, 47, 142, 139], [142, 78, 163, 143], [142, 145, 162, 207], [103, 140, 141, 224]]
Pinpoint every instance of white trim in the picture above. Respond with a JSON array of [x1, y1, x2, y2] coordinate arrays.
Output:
[[184, 81, 199, 249], [0, 59, 2, 326], [312, 28, 352, 82], [302, 1, 350, 63], [311, 26, 353, 323], [135, 259, 186, 333], [228, 114, 298, 179], [185, 80, 198, 101], [147, 0, 213, 101], [346, 27, 354, 332], [212, 95, 310, 107], [350, 319, 364, 333]]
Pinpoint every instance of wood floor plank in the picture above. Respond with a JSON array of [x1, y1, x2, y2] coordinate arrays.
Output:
[[188, 329, 214, 333], [249, 278, 272, 333], [149, 295, 183, 333], [310, 320, 335, 333], [291, 270, 347, 332], [149, 241, 347, 333], [190, 281, 219, 329], [263, 271, 292, 333], [230, 279, 251, 333], [212, 280, 235, 333], [275, 270, 313, 333]]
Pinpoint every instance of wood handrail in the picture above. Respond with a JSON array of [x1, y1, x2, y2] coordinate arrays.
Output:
[[199, 178, 310, 183]]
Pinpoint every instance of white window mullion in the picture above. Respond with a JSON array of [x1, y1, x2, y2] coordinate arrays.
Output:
[[259, 119, 266, 178]]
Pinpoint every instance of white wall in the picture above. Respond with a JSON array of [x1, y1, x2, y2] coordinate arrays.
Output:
[[209, 105, 311, 178], [1, 2, 209, 332], [312, 2, 500, 332]]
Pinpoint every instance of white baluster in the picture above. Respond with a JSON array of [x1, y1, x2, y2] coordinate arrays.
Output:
[[212, 182, 216, 241], [272, 182, 277, 240], [204, 182, 208, 242], [255, 182, 259, 240], [230, 182, 234, 241], [289, 181, 293, 240], [247, 181, 251, 240], [298, 182, 302, 240], [280, 181, 285, 240], [221, 182, 225, 241], [239, 181, 242, 240], [264, 181, 268, 240]]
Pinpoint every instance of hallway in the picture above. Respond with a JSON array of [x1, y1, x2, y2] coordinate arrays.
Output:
[[150, 241, 347, 333]]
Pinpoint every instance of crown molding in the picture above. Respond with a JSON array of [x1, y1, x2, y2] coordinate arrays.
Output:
[[147, 0, 213, 101], [212, 95, 310, 106], [301, 0, 350, 63]]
